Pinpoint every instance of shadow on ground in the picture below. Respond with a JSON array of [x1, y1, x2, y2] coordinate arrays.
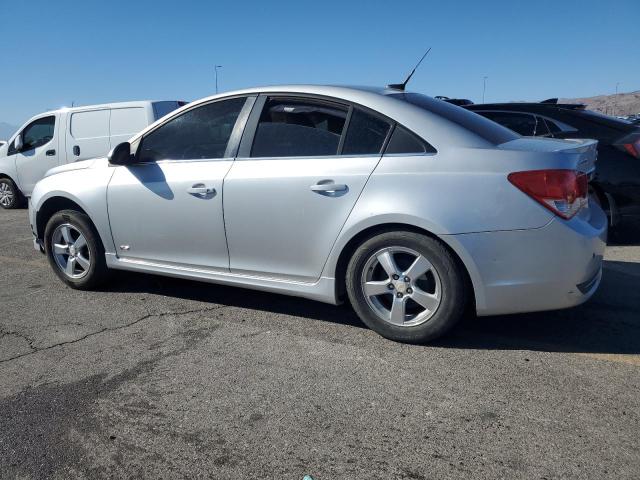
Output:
[[101, 260, 640, 356]]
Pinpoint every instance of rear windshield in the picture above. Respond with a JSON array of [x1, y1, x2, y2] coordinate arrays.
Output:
[[391, 93, 519, 145]]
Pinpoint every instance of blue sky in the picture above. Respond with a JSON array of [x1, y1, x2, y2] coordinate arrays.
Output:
[[0, 0, 638, 127]]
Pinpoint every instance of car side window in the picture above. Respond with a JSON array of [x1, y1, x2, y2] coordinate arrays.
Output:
[[20, 116, 55, 152], [534, 116, 551, 136], [138, 97, 246, 162], [250, 98, 348, 157], [480, 112, 537, 136], [384, 125, 435, 155], [342, 108, 392, 155]]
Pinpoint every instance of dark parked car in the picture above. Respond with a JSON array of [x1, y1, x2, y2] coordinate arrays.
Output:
[[462, 100, 640, 238]]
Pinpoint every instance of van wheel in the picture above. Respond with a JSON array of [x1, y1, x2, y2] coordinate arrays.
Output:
[[346, 231, 466, 344], [44, 209, 111, 289], [0, 178, 23, 209]]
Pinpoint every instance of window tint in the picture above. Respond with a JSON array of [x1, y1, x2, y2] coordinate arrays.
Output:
[[479, 111, 537, 136], [385, 126, 435, 154], [21, 116, 55, 151], [544, 117, 562, 134], [139, 97, 246, 162], [152, 101, 183, 121], [70, 110, 109, 139], [534, 116, 551, 136], [251, 98, 347, 157], [392, 93, 518, 145], [342, 108, 391, 155]]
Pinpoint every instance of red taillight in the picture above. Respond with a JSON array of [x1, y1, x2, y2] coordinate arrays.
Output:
[[508, 169, 588, 220], [622, 141, 640, 159]]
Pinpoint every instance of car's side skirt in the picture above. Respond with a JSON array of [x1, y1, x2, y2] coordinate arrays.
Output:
[[105, 253, 339, 305]]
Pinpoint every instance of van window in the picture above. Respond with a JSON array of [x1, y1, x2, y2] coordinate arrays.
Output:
[[152, 101, 183, 121], [21, 116, 55, 151], [110, 107, 148, 137], [70, 110, 109, 139]]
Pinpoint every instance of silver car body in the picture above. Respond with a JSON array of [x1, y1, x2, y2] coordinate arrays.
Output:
[[28, 85, 607, 316]]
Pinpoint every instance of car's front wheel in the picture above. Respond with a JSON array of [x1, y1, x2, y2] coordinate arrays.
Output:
[[44, 209, 111, 289], [0, 178, 24, 209], [346, 231, 467, 343]]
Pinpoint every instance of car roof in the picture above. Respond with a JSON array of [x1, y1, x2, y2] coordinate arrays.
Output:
[[129, 85, 508, 149]]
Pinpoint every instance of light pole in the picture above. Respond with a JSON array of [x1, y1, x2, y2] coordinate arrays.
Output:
[[482, 76, 488, 103], [214, 65, 222, 94], [615, 82, 620, 116]]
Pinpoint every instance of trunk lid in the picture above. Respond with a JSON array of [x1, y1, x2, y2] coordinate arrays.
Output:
[[498, 137, 598, 177]]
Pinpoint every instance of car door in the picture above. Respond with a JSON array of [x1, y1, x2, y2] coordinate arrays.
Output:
[[223, 95, 393, 282], [107, 96, 253, 270], [14, 115, 58, 196]]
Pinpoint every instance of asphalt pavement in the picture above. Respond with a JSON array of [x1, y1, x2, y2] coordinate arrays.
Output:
[[1, 208, 639, 479]]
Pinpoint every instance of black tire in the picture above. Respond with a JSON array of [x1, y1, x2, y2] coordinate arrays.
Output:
[[0, 177, 24, 209], [44, 209, 111, 289], [346, 231, 467, 344]]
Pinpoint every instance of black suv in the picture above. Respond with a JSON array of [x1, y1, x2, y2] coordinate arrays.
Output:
[[462, 100, 640, 239]]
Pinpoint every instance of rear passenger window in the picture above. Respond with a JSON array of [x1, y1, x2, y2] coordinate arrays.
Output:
[[251, 98, 348, 157], [385, 126, 435, 155], [534, 117, 551, 136], [342, 108, 391, 155], [139, 97, 246, 162]]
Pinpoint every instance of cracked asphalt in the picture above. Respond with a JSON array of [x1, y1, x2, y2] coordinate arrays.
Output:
[[0, 208, 639, 479]]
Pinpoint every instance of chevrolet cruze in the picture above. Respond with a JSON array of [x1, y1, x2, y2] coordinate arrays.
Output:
[[28, 85, 607, 343]]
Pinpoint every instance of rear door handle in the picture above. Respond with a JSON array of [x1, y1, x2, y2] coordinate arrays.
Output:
[[46, 149, 56, 156], [310, 182, 348, 193], [73, 145, 80, 156], [187, 184, 216, 196]]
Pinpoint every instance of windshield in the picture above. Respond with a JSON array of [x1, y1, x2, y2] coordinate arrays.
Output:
[[391, 93, 519, 145]]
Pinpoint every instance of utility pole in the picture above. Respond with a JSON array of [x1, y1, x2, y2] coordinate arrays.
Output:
[[214, 65, 222, 94], [615, 82, 620, 116], [482, 76, 488, 103]]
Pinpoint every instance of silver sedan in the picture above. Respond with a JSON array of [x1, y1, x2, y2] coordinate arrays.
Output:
[[28, 85, 607, 343]]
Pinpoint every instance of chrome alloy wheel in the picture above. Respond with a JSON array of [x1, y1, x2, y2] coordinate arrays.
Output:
[[51, 224, 91, 279], [361, 246, 442, 327], [0, 182, 14, 207]]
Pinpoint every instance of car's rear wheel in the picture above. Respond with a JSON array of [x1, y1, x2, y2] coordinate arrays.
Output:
[[346, 231, 466, 343], [44, 209, 110, 289], [0, 178, 23, 209]]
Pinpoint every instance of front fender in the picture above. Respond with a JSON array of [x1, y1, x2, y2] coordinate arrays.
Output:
[[31, 166, 116, 254]]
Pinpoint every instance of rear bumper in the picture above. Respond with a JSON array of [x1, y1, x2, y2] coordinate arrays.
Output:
[[449, 202, 607, 316]]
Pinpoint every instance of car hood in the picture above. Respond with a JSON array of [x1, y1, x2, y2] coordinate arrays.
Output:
[[44, 157, 108, 178]]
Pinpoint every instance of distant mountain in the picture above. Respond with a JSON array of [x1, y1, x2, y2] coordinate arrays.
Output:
[[0, 122, 18, 141], [560, 91, 640, 117]]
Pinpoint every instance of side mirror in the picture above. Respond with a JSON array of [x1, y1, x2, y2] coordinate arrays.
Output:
[[14, 134, 23, 152], [108, 142, 134, 166]]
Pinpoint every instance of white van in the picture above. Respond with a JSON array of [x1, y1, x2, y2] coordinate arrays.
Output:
[[0, 100, 185, 209]]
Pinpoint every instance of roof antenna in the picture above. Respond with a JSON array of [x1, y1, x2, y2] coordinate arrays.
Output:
[[388, 47, 432, 91]]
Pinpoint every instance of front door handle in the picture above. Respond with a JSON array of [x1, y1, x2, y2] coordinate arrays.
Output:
[[46, 149, 56, 156], [187, 184, 216, 196], [310, 181, 348, 193]]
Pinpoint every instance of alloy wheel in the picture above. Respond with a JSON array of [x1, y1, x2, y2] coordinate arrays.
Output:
[[361, 246, 442, 327], [51, 224, 92, 279], [0, 182, 14, 207]]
